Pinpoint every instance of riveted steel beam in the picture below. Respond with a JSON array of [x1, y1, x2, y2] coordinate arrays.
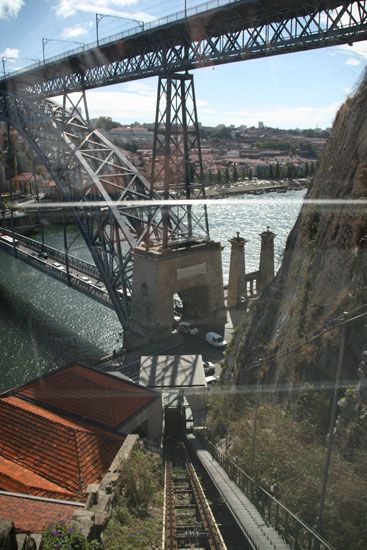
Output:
[[1, 1, 367, 98]]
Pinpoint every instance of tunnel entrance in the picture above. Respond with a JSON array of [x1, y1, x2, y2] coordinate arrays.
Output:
[[178, 285, 209, 321]]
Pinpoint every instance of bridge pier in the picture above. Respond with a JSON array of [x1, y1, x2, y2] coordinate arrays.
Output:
[[126, 241, 226, 349], [258, 227, 276, 293], [227, 232, 247, 308]]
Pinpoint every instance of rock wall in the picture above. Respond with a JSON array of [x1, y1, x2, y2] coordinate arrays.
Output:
[[232, 77, 367, 387], [0, 520, 16, 550]]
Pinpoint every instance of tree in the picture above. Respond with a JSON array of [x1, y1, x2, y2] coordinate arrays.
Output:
[[224, 166, 230, 186], [269, 164, 274, 180], [286, 162, 295, 179], [216, 169, 222, 185], [232, 165, 239, 183], [93, 116, 121, 131], [275, 162, 281, 180]]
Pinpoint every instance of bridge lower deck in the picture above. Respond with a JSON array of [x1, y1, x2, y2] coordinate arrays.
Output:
[[187, 434, 290, 550]]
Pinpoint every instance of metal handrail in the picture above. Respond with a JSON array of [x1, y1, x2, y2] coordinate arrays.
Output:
[[0, 0, 346, 80], [0, 226, 99, 278], [0, 0, 245, 79], [195, 430, 335, 550]]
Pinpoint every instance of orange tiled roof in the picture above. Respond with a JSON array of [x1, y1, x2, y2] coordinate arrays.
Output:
[[0, 396, 124, 498], [0, 493, 80, 533], [14, 363, 157, 429], [0, 456, 74, 500]]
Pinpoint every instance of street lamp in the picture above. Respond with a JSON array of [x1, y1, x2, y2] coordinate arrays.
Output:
[[96, 13, 144, 45], [1, 56, 40, 78], [42, 38, 85, 63]]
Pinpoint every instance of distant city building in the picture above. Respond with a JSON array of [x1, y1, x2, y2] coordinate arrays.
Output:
[[108, 126, 154, 148], [227, 149, 240, 158], [258, 121, 265, 129]]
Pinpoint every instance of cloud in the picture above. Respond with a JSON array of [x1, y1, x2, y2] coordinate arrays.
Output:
[[57, 86, 340, 130], [0, 47, 20, 58], [55, 82, 157, 123], [0, 0, 23, 19], [61, 24, 88, 38], [339, 40, 367, 60], [345, 58, 361, 66], [54, 0, 139, 18], [220, 102, 341, 129]]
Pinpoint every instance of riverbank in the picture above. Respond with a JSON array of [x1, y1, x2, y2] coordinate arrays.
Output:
[[206, 178, 309, 198]]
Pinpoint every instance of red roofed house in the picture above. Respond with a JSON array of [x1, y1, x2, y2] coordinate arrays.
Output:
[[0, 363, 161, 533]]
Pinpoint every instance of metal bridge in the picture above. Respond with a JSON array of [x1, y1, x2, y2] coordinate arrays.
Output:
[[1, 0, 367, 97], [0, 0, 366, 337]]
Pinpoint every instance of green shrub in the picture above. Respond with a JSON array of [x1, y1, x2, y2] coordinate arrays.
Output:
[[41, 521, 101, 550], [103, 448, 163, 550]]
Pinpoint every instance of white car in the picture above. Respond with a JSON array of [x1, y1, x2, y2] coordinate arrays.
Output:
[[53, 262, 66, 271], [178, 321, 199, 335], [205, 375, 219, 387], [206, 331, 227, 348], [203, 361, 215, 376]]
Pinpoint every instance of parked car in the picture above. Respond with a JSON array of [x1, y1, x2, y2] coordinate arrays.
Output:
[[203, 360, 215, 376], [172, 314, 182, 327], [178, 321, 198, 335], [206, 331, 227, 348], [205, 375, 219, 387]]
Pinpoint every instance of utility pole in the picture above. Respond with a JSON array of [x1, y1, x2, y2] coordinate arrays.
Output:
[[42, 38, 84, 63], [95, 13, 144, 46], [315, 322, 346, 540]]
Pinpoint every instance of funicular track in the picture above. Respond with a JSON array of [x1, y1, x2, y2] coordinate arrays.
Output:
[[163, 438, 226, 550]]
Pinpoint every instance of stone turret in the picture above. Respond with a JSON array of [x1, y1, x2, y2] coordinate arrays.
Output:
[[227, 232, 247, 308], [257, 227, 276, 294]]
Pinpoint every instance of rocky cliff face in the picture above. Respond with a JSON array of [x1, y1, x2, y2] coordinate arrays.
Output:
[[232, 78, 367, 387]]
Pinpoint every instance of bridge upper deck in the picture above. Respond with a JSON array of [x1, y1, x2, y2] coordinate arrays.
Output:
[[0, 0, 361, 97]]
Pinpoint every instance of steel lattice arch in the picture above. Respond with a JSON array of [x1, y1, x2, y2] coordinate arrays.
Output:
[[0, 91, 209, 330], [1, 0, 367, 335]]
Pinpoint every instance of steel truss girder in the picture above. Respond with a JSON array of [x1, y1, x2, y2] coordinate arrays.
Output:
[[9, 1, 367, 98], [151, 73, 209, 249], [0, 91, 175, 330]]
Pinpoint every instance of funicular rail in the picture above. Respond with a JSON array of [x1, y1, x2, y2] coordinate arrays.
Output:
[[163, 438, 226, 550]]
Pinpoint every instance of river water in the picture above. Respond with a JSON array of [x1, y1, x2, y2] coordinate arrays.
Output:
[[0, 189, 305, 392]]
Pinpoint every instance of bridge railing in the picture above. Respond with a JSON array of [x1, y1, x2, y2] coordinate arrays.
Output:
[[245, 270, 259, 297], [195, 430, 335, 550], [1, 0, 247, 78], [1, 242, 114, 308], [0, 227, 100, 278]]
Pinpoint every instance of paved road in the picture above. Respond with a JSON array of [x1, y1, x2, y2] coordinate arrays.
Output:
[[98, 298, 248, 383]]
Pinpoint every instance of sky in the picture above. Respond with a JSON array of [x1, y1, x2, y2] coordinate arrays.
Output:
[[0, 0, 367, 129]]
